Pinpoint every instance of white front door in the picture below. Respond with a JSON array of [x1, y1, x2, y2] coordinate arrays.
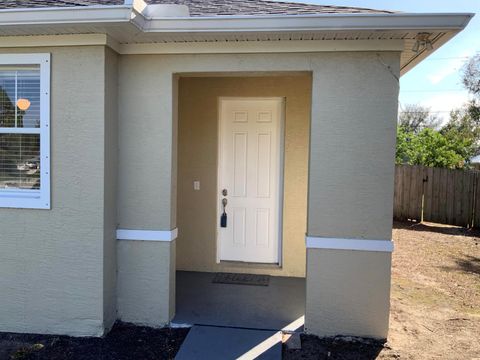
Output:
[[218, 98, 283, 263]]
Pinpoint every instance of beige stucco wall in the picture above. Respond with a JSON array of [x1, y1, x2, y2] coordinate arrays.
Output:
[[117, 240, 175, 326], [117, 51, 398, 237], [0, 49, 398, 336], [115, 54, 179, 327], [306, 52, 399, 339], [0, 46, 116, 336], [176, 76, 311, 277], [103, 47, 119, 331], [308, 53, 399, 240], [306, 249, 392, 338], [117, 52, 399, 336], [117, 57, 176, 231]]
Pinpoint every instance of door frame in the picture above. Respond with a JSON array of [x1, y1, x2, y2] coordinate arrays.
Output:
[[216, 96, 286, 265]]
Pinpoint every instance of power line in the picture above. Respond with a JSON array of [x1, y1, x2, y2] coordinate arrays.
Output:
[[423, 56, 472, 61], [400, 110, 459, 113], [401, 89, 466, 93]]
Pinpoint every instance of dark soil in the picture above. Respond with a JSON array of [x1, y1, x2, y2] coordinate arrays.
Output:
[[283, 335, 400, 360], [0, 322, 189, 360]]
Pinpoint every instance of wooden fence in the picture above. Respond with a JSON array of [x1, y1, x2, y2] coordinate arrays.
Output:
[[393, 165, 480, 228]]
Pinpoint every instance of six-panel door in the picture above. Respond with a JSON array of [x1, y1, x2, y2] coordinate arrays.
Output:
[[218, 98, 283, 263]]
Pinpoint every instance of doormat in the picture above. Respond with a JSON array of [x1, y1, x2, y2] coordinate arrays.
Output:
[[212, 272, 270, 286]]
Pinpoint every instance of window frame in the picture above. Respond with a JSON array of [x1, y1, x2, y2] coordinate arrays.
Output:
[[0, 53, 50, 209]]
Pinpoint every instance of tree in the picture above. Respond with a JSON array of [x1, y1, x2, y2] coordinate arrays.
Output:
[[463, 53, 480, 97], [395, 53, 480, 169], [396, 126, 475, 169], [441, 107, 480, 156], [460, 53, 480, 127], [398, 104, 440, 133]]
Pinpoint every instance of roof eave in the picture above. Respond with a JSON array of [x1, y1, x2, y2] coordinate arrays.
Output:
[[144, 13, 472, 32], [0, 7, 472, 32], [0, 6, 473, 76]]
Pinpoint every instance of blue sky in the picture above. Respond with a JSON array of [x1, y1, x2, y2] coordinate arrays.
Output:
[[291, 0, 480, 123]]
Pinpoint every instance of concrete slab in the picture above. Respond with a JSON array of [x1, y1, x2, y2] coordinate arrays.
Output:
[[175, 325, 282, 360], [173, 271, 305, 331]]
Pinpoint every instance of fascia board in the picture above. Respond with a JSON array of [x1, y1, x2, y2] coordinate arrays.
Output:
[[0, 5, 133, 26], [0, 7, 472, 33], [144, 13, 474, 33]]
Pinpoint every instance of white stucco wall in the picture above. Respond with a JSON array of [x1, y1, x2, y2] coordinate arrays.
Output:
[[0, 46, 117, 336]]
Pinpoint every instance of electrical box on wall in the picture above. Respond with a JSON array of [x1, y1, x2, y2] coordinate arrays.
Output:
[[194, 181, 200, 190]]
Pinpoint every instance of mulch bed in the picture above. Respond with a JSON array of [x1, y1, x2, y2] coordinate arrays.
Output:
[[0, 322, 189, 360], [283, 334, 399, 360]]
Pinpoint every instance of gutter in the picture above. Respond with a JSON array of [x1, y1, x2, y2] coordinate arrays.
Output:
[[0, 5, 133, 26], [145, 13, 474, 33], [0, 5, 473, 34]]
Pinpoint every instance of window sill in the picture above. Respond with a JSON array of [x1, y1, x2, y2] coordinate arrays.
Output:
[[0, 190, 50, 209]]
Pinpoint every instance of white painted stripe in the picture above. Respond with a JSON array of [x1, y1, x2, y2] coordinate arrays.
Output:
[[117, 228, 178, 241], [305, 236, 393, 252]]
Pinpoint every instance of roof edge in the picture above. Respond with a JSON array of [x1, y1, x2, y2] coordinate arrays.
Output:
[[141, 13, 474, 33], [0, 5, 473, 76], [0, 6, 473, 32]]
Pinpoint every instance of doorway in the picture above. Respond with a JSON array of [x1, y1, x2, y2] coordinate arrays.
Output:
[[175, 74, 311, 278]]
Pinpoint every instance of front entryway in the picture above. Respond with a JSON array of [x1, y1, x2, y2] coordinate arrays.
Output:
[[174, 75, 310, 358], [218, 98, 284, 263]]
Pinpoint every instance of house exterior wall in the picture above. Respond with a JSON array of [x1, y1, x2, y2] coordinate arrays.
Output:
[[103, 47, 119, 331], [176, 76, 311, 277], [306, 249, 392, 337], [0, 48, 398, 338], [117, 51, 399, 338], [306, 52, 399, 338], [117, 240, 175, 326], [115, 55, 177, 326], [0, 46, 116, 336], [308, 54, 398, 240]]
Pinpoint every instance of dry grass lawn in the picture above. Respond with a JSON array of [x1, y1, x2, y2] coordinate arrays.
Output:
[[284, 220, 480, 360], [385, 221, 480, 359]]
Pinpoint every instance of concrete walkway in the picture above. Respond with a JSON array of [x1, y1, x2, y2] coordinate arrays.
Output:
[[173, 271, 305, 359], [175, 325, 282, 360]]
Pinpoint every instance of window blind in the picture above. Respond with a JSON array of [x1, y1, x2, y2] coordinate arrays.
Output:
[[0, 67, 41, 190]]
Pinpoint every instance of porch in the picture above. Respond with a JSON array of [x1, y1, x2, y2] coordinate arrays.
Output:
[[116, 52, 397, 340], [173, 271, 305, 330]]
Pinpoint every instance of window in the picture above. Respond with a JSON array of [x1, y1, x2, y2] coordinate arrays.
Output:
[[0, 54, 50, 209]]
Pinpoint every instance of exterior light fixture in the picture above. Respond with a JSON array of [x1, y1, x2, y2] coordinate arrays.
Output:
[[16, 98, 31, 111], [412, 32, 433, 53]]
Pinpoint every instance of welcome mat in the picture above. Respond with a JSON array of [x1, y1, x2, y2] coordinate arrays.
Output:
[[212, 272, 270, 286]]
